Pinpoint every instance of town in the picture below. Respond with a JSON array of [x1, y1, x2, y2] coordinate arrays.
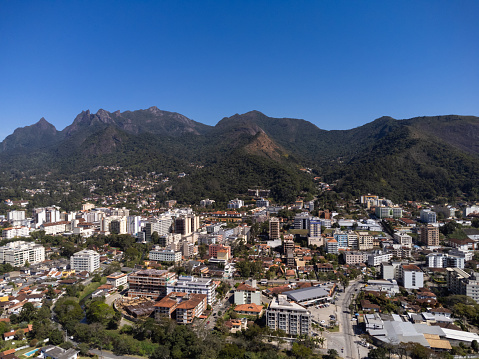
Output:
[[0, 189, 478, 359]]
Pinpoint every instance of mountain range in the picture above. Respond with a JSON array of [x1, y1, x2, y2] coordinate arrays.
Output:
[[2, 107, 479, 203]]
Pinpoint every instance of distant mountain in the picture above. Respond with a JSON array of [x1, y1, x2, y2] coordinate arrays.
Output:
[[1, 108, 479, 203], [1, 118, 60, 152]]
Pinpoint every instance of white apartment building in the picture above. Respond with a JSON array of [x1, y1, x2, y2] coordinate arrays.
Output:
[[2, 227, 32, 239], [106, 272, 128, 288], [266, 294, 311, 336], [7, 211, 26, 227], [70, 249, 100, 273], [368, 251, 393, 266], [41, 221, 70, 235], [227, 199, 244, 209], [167, 276, 217, 305], [234, 281, 261, 305], [399, 264, 424, 289], [149, 248, 182, 263], [294, 212, 311, 230], [0, 241, 45, 266]]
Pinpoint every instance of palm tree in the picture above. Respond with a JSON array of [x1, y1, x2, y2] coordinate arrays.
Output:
[[318, 337, 326, 348]]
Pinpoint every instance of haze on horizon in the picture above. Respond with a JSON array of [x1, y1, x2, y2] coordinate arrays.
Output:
[[0, 0, 478, 141]]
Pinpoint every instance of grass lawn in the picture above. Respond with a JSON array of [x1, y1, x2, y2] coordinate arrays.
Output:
[[329, 325, 340, 332], [79, 277, 107, 301]]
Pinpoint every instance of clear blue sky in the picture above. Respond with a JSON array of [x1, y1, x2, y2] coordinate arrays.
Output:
[[0, 0, 478, 141]]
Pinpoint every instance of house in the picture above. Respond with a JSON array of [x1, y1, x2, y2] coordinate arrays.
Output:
[[39, 346, 79, 359], [361, 300, 381, 313], [234, 303, 264, 316]]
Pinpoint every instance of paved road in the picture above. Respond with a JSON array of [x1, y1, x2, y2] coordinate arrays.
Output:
[[326, 280, 363, 359]]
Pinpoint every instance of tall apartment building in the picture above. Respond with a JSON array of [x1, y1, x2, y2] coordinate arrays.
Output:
[[269, 217, 281, 240], [128, 269, 177, 300], [102, 216, 127, 234], [0, 241, 45, 266], [308, 217, 321, 238], [227, 199, 244, 209], [333, 230, 348, 248], [447, 268, 479, 303], [347, 232, 359, 249], [33, 206, 61, 228], [256, 198, 270, 207], [2, 227, 32, 239], [367, 251, 393, 266], [174, 215, 199, 236], [144, 215, 173, 241], [283, 239, 295, 255], [399, 264, 423, 289], [420, 209, 437, 224], [326, 238, 338, 254], [294, 212, 311, 230], [421, 225, 440, 246], [234, 281, 261, 305], [266, 294, 311, 336], [70, 249, 100, 273], [127, 216, 141, 236], [175, 293, 207, 324], [7, 211, 26, 227]]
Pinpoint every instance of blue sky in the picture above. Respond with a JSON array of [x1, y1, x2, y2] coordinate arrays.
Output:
[[0, 0, 478, 141]]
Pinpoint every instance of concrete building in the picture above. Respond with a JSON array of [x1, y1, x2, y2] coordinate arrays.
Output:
[[70, 249, 100, 273], [175, 293, 207, 324], [0, 241, 45, 266], [128, 269, 177, 300], [447, 268, 479, 303], [2, 227, 32, 239], [368, 251, 393, 266], [420, 209, 437, 224], [256, 198, 270, 207], [421, 225, 440, 246], [174, 214, 199, 236], [269, 217, 281, 240], [358, 232, 374, 250], [209, 244, 231, 259], [294, 212, 311, 230], [326, 238, 338, 254], [399, 264, 424, 289], [106, 272, 128, 288], [343, 251, 367, 265], [167, 276, 217, 305], [375, 207, 402, 219], [393, 232, 413, 248], [266, 294, 311, 336], [234, 280, 261, 305], [144, 215, 173, 241], [227, 199, 244, 209], [149, 248, 182, 263]]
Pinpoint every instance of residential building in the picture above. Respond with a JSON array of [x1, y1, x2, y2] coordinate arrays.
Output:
[[447, 268, 479, 303], [174, 214, 199, 236], [0, 241, 45, 266], [126, 215, 141, 236], [149, 248, 182, 263], [368, 251, 393, 266], [39, 345, 78, 359], [269, 217, 281, 240], [70, 249, 100, 273], [175, 294, 207, 324], [234, 280, 261, 305], [333, 230, 348, 248], [358, 232, 374, 250], [208, 244, 231, 259], [393, 232, 413, 248], [128, 269, 177, 300], [1, 227, 32, 239], [420, 209, 437, 224], [256, 198, 270, 207], [227, 199, 244, 209], [167, 276, 217, 305], [200, 199, 215, 207], [465, 205, 479, 217], [347, 232, 359, 249], [144, 216, 173, 241], [7, 210, 26, 227], [399, 264, 424, 289], [375, 207, 402, 219], [106, 272, 128, 288], [266, 294, 311, 336], [427, 253, 465, 269], [343, 252, 367, 265], [421, 225, 440, 246], [294, 212, 311, 230], [326, 238, 338, 254]]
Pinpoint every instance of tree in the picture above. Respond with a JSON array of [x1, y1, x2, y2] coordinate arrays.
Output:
[[78, 343, 90, 356], [49, 328, 64, 345], [14, 329, 24, 340], [86, 300, 116, 326], [472, 340, 479, 353], [19, 302, 37, 322]]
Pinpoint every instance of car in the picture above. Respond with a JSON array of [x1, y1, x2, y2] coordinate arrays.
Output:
[[213, 313, 217, 316], [320, 320, 325, 324], [207, 321, 210, 324]]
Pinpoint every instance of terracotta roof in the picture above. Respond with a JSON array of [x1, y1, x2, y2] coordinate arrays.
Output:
[[176, 294, 207, 310], [234, 303, 263, 314], [401, 264, 421, 271], [236, 283, 257, 292]]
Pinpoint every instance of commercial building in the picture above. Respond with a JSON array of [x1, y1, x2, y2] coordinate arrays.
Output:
[[266, 294, 311, 336], [70, 249, 100, 273], [0, 241, 45, 266]]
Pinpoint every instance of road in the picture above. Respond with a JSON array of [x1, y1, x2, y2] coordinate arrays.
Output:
[[327, 280, 363, 359]]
